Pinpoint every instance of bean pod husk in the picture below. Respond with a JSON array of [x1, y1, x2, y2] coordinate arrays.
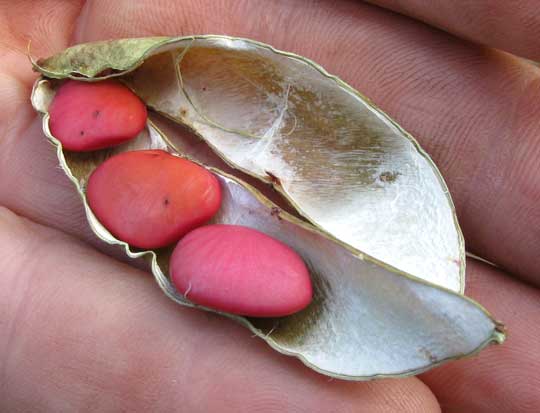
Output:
[[31, 36, 505, 380]]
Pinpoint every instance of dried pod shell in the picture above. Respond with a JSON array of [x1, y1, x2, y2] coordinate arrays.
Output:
[[33, 36, 465, 292], [32, 73, 504, 380]]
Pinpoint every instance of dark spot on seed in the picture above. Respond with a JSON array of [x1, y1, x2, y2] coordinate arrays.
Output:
[[93, 110, 101, 119], [202, 87, 207, 91], [379, 171, 400, 183], [164, 198, 170, 206], [180, 108, 187, 116], [80, 130, 85, 136]]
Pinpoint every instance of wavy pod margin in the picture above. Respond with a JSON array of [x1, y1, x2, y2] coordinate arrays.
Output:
[[33, 35, 466, 293], [31, 78, 504, 380]]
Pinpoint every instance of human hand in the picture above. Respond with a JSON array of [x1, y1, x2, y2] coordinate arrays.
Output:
[[1, 1, 538, 411]]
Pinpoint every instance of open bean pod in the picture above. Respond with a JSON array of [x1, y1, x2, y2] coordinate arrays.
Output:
[[31, 36, 505, 380]]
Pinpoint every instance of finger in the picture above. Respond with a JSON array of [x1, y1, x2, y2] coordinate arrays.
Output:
[[364, 0, 540, 60], [420, 258, 540, 413], [0, 0, 83, 153], [0, 0, 83, 103], [0, 207, 440, 412], [2, 0, 540, 285]]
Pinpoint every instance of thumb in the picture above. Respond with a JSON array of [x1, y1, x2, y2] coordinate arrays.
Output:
[[0, 207, 438, 412]]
